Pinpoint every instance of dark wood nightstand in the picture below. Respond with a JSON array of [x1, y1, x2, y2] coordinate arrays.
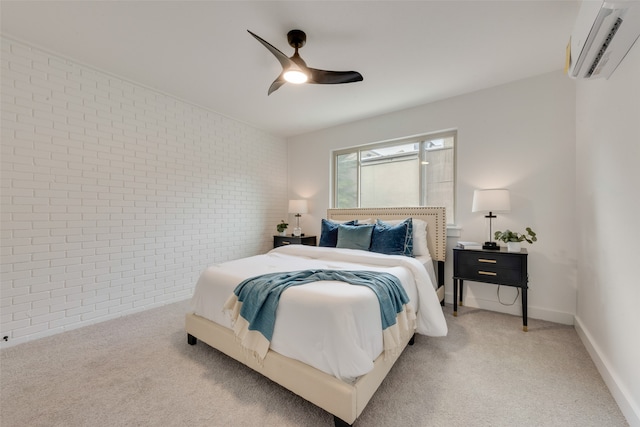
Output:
[[273, 235, 317, 248], [453, 247, 529, 331]]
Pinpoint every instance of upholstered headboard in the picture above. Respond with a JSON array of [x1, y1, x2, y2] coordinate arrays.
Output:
[[326, 207, 447, 262]]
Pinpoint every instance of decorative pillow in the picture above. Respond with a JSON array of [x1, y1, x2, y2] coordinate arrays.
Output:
[[319, 219, 357, 247], [382, 218, 429, 256], [370, 218, 413, 257], [336, 224, 375, 251]]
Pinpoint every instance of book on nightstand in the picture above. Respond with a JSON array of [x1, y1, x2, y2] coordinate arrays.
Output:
[[456, 241, 482, 250]]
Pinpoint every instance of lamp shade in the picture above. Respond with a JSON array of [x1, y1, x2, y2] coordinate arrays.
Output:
[[288, 199, 308, 214], [472, 189, 511, 213]]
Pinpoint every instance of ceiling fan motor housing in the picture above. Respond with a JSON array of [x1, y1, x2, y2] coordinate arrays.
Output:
[[287, 29, 306, 49]]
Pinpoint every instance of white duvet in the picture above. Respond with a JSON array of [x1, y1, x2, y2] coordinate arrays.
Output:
[[190, 245, 447, 382]]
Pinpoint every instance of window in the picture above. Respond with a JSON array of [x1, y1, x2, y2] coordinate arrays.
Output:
[[333, 131, 456, 224]]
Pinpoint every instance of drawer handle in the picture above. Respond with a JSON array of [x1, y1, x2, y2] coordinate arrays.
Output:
[[478, 271, 497, 276], [281, 241, 291, 245], [478, 258, 497, 264]]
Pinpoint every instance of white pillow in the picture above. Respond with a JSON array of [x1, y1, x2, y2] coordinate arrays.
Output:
[[380, 218, 429, 256], [356, 218, 374, 224], [412, 219, 429, 256]]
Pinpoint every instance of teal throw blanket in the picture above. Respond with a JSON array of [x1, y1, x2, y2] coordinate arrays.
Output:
[[231, 269, 410, 343]]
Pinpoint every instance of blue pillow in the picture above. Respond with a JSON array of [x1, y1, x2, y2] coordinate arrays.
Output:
[[370, 218, 414, 257], [336, 224, 374, 251], [319, 219, 357, 247]]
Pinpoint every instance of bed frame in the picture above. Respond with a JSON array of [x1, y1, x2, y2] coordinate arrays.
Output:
[[185, 207, 446, 426]]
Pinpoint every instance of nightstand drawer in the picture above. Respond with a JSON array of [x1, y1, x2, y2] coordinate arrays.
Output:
[[456, 251, 522, 270], [456, 264, 523, 285], [276, 237, 300, 246], [273, 235, 317, 248]]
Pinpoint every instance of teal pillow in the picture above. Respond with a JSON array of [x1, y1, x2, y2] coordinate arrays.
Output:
[[336, 224, 374, 251], [370, 218, 413, 257], [319, 219, 357, 247]]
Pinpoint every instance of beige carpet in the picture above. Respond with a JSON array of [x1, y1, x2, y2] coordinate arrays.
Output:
[[0, 300, 628, 426]]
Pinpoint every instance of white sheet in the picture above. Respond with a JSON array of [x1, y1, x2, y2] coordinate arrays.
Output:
[[190, 245, 447, 382], [416, 254, 437, 289]]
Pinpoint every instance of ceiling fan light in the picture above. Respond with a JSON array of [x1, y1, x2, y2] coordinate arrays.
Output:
[[283, 69, 308, 84]]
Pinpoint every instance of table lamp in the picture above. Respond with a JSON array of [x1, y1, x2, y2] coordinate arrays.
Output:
[[472, 189, 511, 250], [288, 199, 308, 237]]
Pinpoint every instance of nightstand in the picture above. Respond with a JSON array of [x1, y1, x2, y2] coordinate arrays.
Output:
[[273, 235, 317, 248], [453, 247, 529, 331]]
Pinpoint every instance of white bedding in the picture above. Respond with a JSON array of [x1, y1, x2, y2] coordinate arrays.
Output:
[[417, 254, 438, 288], [190, 245, 447, 382]]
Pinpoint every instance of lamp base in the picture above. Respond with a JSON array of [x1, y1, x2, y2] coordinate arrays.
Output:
[[482, 242, 500, 250]]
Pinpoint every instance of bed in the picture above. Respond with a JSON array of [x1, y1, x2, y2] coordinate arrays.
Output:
[[185, 207, 447, 426]]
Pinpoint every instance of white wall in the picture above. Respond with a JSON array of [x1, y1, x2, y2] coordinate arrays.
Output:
[[288, 71, 577, 325], [575, 44, 640, 425], [0, 38, 288, 347]]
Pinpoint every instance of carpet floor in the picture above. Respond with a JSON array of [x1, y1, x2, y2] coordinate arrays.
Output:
[[0, 300, 628, 426]]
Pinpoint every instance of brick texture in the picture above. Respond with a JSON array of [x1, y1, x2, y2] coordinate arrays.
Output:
[[1, 37, 288, 346]]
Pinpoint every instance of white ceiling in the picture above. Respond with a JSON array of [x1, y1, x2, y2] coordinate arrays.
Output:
[[1, 1, 580, 138]]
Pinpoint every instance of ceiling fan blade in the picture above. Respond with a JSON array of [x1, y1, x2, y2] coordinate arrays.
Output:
[[268, 75, 286, 95], [308, 68, 364, 85], [247, 30, 293, 71]]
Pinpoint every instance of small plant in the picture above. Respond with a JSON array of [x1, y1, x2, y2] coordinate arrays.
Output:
[[276, 220, 288, 233], [494, 227, 537, 244]]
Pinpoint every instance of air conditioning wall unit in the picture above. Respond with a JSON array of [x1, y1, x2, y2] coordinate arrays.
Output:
[[567, 1, 640, 79]]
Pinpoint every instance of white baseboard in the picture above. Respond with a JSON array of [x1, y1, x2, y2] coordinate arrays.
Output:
[[445, 292, 575, 325], [575, 315, 640, 427]]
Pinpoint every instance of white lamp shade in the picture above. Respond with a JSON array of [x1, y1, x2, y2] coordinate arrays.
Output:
[[288, 199, 308, 214], [472, 189, 511, 213]]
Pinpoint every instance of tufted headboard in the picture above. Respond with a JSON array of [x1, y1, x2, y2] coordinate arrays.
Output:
[[326, 207, 447, 262]]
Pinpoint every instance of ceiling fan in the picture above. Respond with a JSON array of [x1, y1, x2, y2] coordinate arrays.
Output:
[[247, 29, 364, 95]]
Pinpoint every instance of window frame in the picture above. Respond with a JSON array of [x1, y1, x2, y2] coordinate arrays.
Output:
[[332, 130, 457, 224]]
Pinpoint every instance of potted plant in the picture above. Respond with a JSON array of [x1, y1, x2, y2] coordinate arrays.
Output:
[[276, 220, 288, 236], [494, 227, 537, 252]]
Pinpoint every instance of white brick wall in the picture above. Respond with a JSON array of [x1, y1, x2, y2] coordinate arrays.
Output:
[[1, 37, 288, 346]]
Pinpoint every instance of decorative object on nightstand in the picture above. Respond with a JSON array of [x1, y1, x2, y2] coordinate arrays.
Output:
[[456, 241, 482, 250], [494, 227, 537, 252], [276, 220, 288, 236], [288, 199, 308, 237], [472, 189, 511, 250]]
